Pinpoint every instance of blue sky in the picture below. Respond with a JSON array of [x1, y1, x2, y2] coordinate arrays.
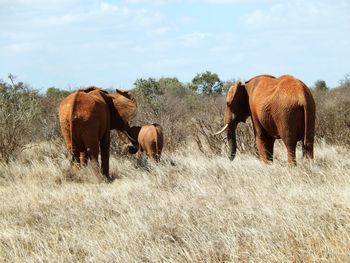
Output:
[[1, 0, 349, 91]]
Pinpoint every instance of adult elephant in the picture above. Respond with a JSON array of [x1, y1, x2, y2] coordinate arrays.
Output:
[[59, 87, 138, 180], [215, 75, 316, 164]]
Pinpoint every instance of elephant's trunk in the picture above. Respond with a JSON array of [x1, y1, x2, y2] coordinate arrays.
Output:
[[227, 121, 238, 161], [224, 107, 238, 160], [214, 109, 236, 135], [122, 122, 139, 146], [224, 107, 234, 126]]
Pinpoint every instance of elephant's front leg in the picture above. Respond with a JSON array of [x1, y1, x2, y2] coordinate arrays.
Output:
[[251, 114, 275, 162], [100, 133, 111, 181]]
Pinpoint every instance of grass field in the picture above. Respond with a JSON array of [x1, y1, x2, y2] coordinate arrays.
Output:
[[0, 140, 349, 262]]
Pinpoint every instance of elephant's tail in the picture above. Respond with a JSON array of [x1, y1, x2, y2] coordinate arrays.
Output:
[[153, 124, 163, 161], [69, 90, 80, 154], [302, 87, 316, 159]]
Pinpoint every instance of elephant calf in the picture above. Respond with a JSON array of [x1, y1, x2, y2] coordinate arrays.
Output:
[[129, 124, 164, 162]]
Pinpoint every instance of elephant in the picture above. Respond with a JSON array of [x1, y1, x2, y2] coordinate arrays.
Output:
[[215, 74, 316, 164], [58, 86, 138, 180], [129, 124, 164, 162]]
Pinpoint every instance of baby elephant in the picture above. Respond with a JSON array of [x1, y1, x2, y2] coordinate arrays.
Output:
[[130, 124, 164, 162]]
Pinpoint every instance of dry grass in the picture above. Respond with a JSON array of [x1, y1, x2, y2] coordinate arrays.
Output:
[[1, 140, 350, 262]]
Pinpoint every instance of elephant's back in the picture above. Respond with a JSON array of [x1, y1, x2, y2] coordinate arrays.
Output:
[[60, 90, 108, 140], [251, 75, 309, 105], [138, 126, 157, 145], [139, 125, 154, 142], [58, 90, 102, 121], [63, 91, 106, 126], [275, 75, 307, 95]]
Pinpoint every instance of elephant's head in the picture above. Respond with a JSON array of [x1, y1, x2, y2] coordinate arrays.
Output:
[[112, 89, 138, 123], [108, 89, 138, 145], [214, 81, 250, 160]]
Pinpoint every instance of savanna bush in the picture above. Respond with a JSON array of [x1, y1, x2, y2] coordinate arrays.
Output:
[[0, 76, 40, 162], [313, 85, 350, 146], [38, 87, 72, 141]]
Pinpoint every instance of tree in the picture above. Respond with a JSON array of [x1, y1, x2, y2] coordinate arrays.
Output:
[[190, 71, 223, 94], [158, 77, 187, 95], [46, 87, 71, 98], [314, 80, 328, 91], [133, 78, 163, 116], [339, 74, 350, 89], [134, 78, 163, 97], [0, 75, 40, 162]]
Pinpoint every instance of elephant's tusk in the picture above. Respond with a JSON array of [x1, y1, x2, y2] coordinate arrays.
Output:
[[213, 124, 229, 135]]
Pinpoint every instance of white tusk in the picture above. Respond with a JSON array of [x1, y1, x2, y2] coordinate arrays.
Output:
[[213, 124, 229, 135]]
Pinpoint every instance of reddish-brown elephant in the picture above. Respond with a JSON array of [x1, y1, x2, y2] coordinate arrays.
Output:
[[59, 87, 138, 180], [129, 124, 164, 162], [215, 75, 316, 164]]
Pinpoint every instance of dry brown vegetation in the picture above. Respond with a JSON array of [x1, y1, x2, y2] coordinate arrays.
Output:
[[0, 77, 350, 262], [1, 141, 350, 262]]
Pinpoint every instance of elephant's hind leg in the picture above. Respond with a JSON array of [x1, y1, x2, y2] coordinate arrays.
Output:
[[80, 151, 88, 166], [150, 151, 160, 162], [71, 148, 81, 176], [302, 142, 314, 160], [282, 138, 297, 165], [85, 140, 100, 176], [154, 153, 161, 162], [100, 132, 111, 180]]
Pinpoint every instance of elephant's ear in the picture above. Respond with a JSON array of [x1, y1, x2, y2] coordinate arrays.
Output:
[[235, 80, 247, 96], [233, 80, 249, 121], [114, 89, 138, 122], [226, 80, 243, 106], [236, 80, 244, 88]]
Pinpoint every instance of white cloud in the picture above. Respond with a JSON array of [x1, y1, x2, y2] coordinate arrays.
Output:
[[149, 27, 171, 36], [125, 0, 181, 5], [0, 1, 169, 50], [80, 40, 132, 50], [230, 0, 350, 86], [179, 16, 193, 25], [0, 0, 80, 14], [3, 42, 41, 54], [178, 32, 210, 46], [240, 0, 350, 31], [205, 0, 273, 3]]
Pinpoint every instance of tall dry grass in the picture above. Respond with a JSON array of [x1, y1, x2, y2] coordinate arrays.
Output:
[[1, 140, 350, 262]]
